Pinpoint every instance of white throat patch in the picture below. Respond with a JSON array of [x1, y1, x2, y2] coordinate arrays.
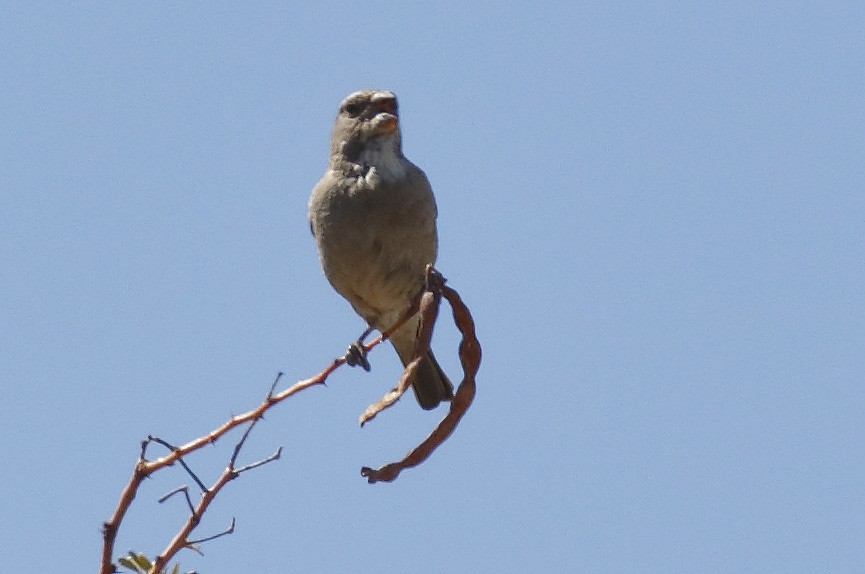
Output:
[[357, 137, 408, 184]]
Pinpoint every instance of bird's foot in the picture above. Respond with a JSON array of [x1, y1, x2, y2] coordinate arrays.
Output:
[[345, 326, 375, 372], [345, 341, 371, 372]]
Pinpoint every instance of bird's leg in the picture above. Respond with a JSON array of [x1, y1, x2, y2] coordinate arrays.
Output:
[[345, 325, 375, 372]]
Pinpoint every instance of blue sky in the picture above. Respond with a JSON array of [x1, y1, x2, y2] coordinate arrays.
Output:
[[2, 2, 864, 572]]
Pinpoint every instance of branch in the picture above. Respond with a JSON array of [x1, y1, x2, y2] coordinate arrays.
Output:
[[100, 310, 419, 574], [101, 266, 480, 573], [149, 412, 280, 573]]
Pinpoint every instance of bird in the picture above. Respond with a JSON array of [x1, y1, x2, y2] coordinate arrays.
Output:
[[308, 89, 454, 410]]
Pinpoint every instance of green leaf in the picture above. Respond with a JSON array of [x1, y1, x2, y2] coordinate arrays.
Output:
[[118, 551, 152, 573]]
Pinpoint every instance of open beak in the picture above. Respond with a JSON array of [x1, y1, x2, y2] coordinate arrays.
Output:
[[370, 93, 398, 134]]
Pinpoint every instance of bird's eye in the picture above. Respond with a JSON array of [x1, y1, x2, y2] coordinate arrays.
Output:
[[344, 102, 362, 117]]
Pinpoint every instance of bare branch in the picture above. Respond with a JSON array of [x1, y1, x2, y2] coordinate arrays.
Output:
[[150, 420, 266, 573], [100, 265, 480, 574]]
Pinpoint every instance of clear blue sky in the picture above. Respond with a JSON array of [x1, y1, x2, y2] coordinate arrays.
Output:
[[2, 2, 863, 572]]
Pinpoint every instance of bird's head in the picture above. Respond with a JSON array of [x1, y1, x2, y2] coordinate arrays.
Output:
[[329, 89, 402, 162]]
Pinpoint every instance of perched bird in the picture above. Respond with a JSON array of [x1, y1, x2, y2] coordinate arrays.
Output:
[[308, 89, 454, 410]]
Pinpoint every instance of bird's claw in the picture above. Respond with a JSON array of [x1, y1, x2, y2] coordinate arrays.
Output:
[[345, 341, 371, 372]]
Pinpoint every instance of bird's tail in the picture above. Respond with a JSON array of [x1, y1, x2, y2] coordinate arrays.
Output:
[[391, 333, 454, 410]]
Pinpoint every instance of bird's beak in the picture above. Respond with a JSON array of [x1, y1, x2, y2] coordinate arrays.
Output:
[[370, 92, 398, 134]]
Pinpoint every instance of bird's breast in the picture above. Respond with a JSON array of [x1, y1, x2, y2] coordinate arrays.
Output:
[[312, 177, 437, 325]]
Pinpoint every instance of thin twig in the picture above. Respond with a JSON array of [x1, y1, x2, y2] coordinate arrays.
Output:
[[147, 437, 209, 493], [157, 485, 196, 517], [187, 517, 236, 546], [148, 411, 284, 572], [229, 420, 259, 468], [235, 447, 282, 474], [267, 372, 284, 397]]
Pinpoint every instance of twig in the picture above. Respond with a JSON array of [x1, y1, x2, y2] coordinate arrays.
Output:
[[150, 418, 280, 574], [235, 447, 282, 474], [187, 517, 236, 546], [268, 372, 284, 397], [157, 485, 195, 515], [147, 437, 208, 493]]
